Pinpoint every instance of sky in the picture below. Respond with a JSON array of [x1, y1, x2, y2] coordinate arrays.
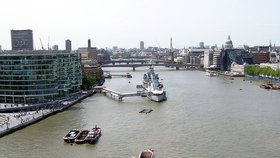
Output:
[[0, 0, 280, 50]]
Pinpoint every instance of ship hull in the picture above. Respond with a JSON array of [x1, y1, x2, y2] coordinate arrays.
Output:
[[147, 91, 166, 102]]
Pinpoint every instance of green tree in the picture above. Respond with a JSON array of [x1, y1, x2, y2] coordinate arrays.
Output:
[[245, 65, 280, 78], [81, 75, 97, 90]]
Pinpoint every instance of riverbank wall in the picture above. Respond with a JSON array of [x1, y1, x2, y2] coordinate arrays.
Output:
[[245, 75, 280, 85]]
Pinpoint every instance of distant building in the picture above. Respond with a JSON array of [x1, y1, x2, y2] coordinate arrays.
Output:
[[170, 37, 173, 50], [0, 45, 2, 52], [252, 51, 270, 64], [65, 39, 72, 52], [231, 63, 246, 76], [52, 45, 59, 51], [199, 42, 205, 49], [190, 56, 202, 64], [112, 46, 118, 55], [213, 51, 221, 69], [203, 51, 213, 68], [140, 41, 144, 50], [221, 49, 253, 71], [184, 48, 209, 65], [83, 64, 103, 78], [0, 50, 82, 104], [78, 39, 97, 64], [251, 46, 270, 52], [270, 52, 277, 63], [113, 46, 118, 52], [224, 35, 233, 49], [11, 29, 33, 50]]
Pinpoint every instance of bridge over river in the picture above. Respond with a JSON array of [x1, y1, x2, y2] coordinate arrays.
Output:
[[99, 63, 204, 71]]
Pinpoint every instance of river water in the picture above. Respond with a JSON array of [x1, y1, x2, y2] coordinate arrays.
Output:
[[1, 67, 280, 158]]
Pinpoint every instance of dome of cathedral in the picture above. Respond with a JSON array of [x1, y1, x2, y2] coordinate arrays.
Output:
[[225, 35, 233, 49]]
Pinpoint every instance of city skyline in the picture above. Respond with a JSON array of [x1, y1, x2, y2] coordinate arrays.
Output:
[[0, 0, 280, 50]]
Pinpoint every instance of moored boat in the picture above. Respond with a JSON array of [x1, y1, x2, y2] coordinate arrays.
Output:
[[139, 149, 154, 158], [143, 66, 167, 102], [74, 129, 90, 144], [63, 129, 81, 143], [260, 83, 280, 90], [205, 70, 219, 77], [84, 126, 102, 144]]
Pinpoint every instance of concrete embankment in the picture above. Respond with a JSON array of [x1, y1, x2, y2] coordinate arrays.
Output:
[[0, 92, 94, 138], [0, 110, 55, 138]]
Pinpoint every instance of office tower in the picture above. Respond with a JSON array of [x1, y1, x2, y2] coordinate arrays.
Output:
[[199, 42, 205, 49], [11, 29, 33, 50], [0, 45, 2, 52], [170, 37, 173, 50], [52, 45, 59, 51], [140, 41, 144, 50], [65, 39, 72, 52], [0, 50, 82, 104]]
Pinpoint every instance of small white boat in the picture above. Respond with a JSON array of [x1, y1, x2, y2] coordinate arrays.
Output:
[[139, 149, 154, 158], [205, 70, 219, 77]]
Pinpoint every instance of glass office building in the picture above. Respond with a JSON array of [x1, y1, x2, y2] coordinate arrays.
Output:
[[0, 50, 82, 104], [221, 49, 253, 71]]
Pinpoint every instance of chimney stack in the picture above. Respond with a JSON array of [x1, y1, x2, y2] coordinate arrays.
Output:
[[88, 39, 91, 48]]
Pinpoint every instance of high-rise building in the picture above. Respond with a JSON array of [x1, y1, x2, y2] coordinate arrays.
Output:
[[0, 50, 82, 104], [65, 39, 72, 52], [0, 45, 2, 52], [213, 51, 221, 69], [140, 41, 144, 50], [199, 42, 205, 49], [170, 37, 173, 50], [11, 29, 33, 50], [203, 51, 213, 68]]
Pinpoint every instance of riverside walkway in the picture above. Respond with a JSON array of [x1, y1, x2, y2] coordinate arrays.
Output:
[[0, 109, 54, 137], [0, 91, 94, 137]]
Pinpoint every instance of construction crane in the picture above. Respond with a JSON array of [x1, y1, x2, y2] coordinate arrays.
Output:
[[39, 38, 44, 50]]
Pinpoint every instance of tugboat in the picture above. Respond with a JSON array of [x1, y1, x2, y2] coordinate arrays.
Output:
[[63, 129, 81, 143], [85, 125, 102, 144], [139, 149, 154, 158], [74, 129, 90, 144]]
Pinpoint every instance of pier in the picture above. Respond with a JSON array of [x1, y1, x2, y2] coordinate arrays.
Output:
[[110, 73, 132, 78], [104, 72, 132, 78], [100, 88, 147, 101]]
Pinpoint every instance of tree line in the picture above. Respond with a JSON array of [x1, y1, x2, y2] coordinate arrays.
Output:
[[245, 65, 280, 78]]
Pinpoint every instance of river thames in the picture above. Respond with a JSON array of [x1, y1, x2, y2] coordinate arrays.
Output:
[[0, 67, 280, 158]]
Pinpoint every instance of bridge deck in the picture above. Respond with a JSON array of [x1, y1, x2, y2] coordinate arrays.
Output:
[[100, 63, 203, 68]]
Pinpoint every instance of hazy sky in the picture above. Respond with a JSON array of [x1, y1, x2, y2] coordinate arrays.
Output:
[[0, 0, 279, 50]]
